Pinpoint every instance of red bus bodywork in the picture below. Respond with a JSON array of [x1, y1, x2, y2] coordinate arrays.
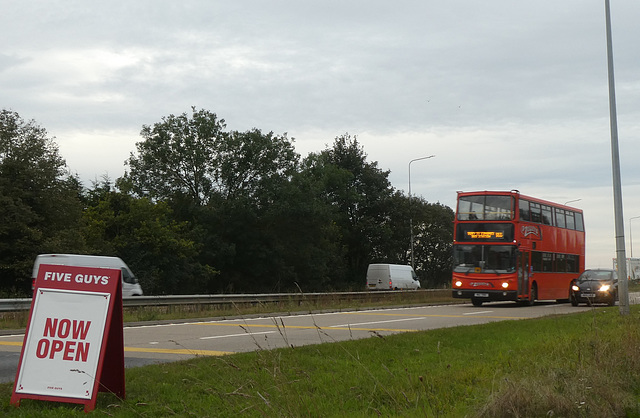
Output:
[[451, 191, 585, 306]]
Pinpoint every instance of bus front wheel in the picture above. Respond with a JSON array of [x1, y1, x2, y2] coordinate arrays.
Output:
[[471, 298, 483, 307]]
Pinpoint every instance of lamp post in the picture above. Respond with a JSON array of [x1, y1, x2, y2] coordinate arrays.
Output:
[[630, 216, 640, 258], [564, 199, 581, 206], [408, 155, 435, 269], [604, 0, 629, 315]]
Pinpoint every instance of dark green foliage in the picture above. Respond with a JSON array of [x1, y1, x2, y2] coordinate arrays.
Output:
[[0, 108, 454, 295], [0, 110, 85, 295], [411, 199, 455, 287], [82, 177, 212, 295], [301, 134, 396, 288], [122, 107, 226, 206]]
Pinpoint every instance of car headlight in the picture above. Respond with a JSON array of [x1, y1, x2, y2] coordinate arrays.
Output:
[[599, 284, 611, 292], [571, 285, 579, 291]]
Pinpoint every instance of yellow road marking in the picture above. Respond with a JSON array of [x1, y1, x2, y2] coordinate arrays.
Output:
[[0, 341, 232, 357], [343, 312, 524, 320], [124, 347, 232, 356]]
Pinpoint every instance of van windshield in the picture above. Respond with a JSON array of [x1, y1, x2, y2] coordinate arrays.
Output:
[[121, 268, 139, 284]]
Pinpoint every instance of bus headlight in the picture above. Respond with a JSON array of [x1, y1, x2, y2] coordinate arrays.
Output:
[[501, 282, 509, 289], [454, 281, 463, 287], [599, 284, 610, 292]]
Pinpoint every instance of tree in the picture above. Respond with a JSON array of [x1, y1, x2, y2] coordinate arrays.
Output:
[[191, 129, 302, 292], [217, 129, 299, 203], [120, 108, 304, 293], [411, 199, 454, 287], [368, 190, 412, 264], [121, 108, 300, 209], [82, 178, 211, 295], [302, 134, 395, 288], [0, 110, 85, 294], [364, 190, 454, 287], [121, 107, 226, 206]]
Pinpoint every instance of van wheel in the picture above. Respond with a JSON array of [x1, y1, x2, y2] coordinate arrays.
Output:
[[471, 299, 483, 307]]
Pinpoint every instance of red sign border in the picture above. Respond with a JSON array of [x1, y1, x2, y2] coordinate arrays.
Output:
[[11, 264, 125, 412]]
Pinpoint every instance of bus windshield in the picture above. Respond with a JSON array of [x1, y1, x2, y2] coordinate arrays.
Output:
[[457, 195, 514, 221], [453, 245, 517, 274]]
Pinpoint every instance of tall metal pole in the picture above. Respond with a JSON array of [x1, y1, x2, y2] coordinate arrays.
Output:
[[408, 155, 435, 269], [604, 0, 629, 314]]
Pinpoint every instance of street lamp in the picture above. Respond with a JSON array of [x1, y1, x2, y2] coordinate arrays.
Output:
[[408, 155, 435, 269], [564, 199, 581, 206], [604, 0, 629, 315], [630, 216, 640, 258]]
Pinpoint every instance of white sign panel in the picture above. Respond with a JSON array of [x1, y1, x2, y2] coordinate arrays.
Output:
[[14, 288, 111, 399]]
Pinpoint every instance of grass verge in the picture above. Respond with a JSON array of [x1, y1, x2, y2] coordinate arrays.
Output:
[[2, 305, 640, 416]]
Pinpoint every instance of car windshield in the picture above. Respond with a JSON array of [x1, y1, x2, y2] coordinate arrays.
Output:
[[577, 270, 615, 282]]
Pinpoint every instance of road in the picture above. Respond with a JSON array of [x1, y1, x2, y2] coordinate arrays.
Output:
[[0, 300, 596, 384]]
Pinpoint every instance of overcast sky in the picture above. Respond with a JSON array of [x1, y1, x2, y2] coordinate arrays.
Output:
[[2, 1, 639, 268]]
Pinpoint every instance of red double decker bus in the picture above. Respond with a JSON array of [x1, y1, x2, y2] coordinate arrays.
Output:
[[451, 190, 585, 306]]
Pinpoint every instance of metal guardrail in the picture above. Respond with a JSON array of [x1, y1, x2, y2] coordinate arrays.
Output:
[[0, 298, 32, 312], [0, 290, 450, 313], [3, 290, 639, 313]]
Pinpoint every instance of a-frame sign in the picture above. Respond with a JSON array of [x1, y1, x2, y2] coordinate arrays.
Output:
[[11, 264, 125, 412]]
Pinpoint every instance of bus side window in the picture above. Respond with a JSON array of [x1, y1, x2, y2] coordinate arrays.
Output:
[[531, 251, 542, 272], [530, 203, 542, 223], [556, 254, 567, 272], [555, 208, 566, 228], [575, 212, 584, 231], [566, 254, 579, 273], [519, 199, 530, 221], [541, 205, 553, 225], [565, 211, 576, 230], [542, 252, 553, 272]]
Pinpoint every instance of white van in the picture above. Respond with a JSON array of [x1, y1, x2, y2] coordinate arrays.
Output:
[[32, 254, 144, 297], [366, 263, 420, 290]]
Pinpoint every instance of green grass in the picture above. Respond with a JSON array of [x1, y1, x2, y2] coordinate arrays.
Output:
[[3, 305, 640, 416]]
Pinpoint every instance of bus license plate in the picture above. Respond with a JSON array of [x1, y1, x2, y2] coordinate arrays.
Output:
[[474, 293, 489, 298], [581, 293, 596, 298]]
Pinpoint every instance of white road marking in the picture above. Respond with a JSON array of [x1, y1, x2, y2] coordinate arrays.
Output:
[[463, 311, 493, 315], [331, 317, 426, 328], [200, 331, 276, 340]]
